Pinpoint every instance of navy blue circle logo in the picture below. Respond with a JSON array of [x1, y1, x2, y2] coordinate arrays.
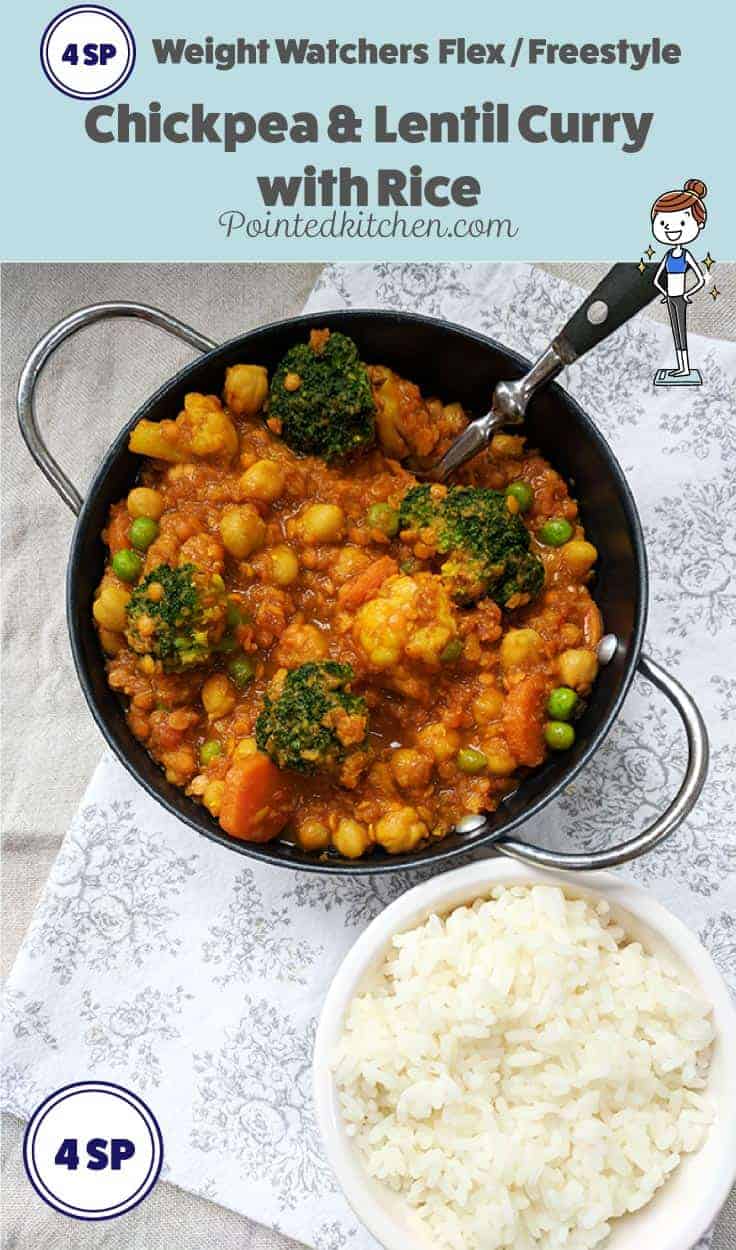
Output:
[[40, 6, 136, 100], [23, 1081, 163, 1221]]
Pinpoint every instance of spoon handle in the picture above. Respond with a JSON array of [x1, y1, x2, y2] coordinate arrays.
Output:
[[418, 262, 661, 483], [552, 262, 659, 364]]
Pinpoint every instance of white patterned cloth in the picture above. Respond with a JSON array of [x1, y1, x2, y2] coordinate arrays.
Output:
[[2, 263, 735, 1250]]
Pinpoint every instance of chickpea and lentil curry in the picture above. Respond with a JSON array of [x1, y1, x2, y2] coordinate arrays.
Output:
[[94, 329, 602, 859]]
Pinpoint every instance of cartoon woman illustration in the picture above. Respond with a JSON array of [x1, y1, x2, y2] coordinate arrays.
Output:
[[651, 178, 708, 384]]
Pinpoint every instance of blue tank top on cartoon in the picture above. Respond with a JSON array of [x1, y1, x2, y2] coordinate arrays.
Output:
[[666, 250, 687, 273]]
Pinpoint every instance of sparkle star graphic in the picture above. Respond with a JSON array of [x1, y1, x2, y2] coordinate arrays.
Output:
[[703, 252, 716, 272], [637, 259, 646, 274], [644, 245, 655, 260], [710, 285, 721, 301]]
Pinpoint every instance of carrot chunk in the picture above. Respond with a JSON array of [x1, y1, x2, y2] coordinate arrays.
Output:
[[502, 674, 548, 767], [219, 752, 294, 842], [338, 555, 399, 610]]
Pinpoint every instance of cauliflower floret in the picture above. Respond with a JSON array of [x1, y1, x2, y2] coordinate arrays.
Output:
[[353, 573, 458, 672], [354, 575, 415, 668], [183, 394, 239, 458], [374, 805, 428, 853], [129, 393, 238, 463], [369, 366, 439, 460]]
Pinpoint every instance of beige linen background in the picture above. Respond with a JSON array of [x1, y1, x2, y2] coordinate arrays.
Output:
[[2, 262, 735, 1250]]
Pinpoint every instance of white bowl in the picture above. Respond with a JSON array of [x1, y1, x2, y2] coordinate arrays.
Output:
[[313, 860, 736, 1250]]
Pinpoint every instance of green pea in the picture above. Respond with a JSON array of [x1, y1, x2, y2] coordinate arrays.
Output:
[[112, 549, 142, 583], [228, 655, 256, 689], [456, 747, 488, 774], [547, 686, 578, 722], [505, 481, 533, 513], [440, 639, 463, 664], [538, 518, 573, 547], [367, 502, 400, 538], [200, 739, 222, 766], [129, 516, 159, 550], [545, 721, 576, 751]]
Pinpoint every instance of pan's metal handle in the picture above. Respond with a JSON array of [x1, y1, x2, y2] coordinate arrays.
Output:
[[17, 302, 218, 516], [495, 653, 709, 870]]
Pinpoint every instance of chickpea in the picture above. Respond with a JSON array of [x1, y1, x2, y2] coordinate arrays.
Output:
[[203, 780, 225, 818], [127, 486, 164, 520], [297, 503, 345, 544], [557, 648, 598, 692], [482, 737, 518, 777], [98, 627, 124, 656], [490, 433, 525, 458], [202, 674, 237, 719], [240, 459, 286, 503], [332, 817, 372, 859], [500, 628, 544, 672], [473, 687, 504, 722], [232, 736, 258, 761], [442, 401, 466, 432], [267, 545, 299, 586], [93, 583, 131, 633], [223, 363, 269, 416], [170, 708, 198, 732], [559, 623, 583, 648], [219, 504, 266, 558], [297, 818, 330, 852], [333, 545, 371, 582], [391, 748, 433, 791], [283, 371, 301, 392], [417, 722, 460, 764], [374, 806, 428, 854], [561, 539, 598, 578]]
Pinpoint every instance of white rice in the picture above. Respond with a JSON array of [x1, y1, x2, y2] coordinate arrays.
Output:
[[332, 885, 714, 1250]]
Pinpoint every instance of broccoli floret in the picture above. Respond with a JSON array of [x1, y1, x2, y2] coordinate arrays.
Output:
[[398, 484, 435, 531], [399, 484, 544, 608], [125, 563, 227, 670], [493, 549, 546, 606], [255, 661, 368, 773], [269, 329, 375, 461]]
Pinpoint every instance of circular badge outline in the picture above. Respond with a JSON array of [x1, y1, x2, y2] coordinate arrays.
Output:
[[29, 1094, 156, 1214], [40, 4, 136, 100], [22, 1080, 163, 1222]]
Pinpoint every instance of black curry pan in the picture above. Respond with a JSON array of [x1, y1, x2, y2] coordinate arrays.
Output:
[[18, 296, 708, 874]]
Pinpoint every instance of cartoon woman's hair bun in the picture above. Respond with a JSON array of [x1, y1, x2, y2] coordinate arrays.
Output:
[[651, 179, 708, 225]]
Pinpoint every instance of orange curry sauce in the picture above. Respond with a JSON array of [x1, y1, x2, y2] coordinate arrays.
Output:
[[93, 341, 602, 860]]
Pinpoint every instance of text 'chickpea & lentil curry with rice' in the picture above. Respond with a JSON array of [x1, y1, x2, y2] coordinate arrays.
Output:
[[93, 329, 602, 860]]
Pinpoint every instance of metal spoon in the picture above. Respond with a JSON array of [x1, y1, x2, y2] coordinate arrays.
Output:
[[416, 263, 659, 482]]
